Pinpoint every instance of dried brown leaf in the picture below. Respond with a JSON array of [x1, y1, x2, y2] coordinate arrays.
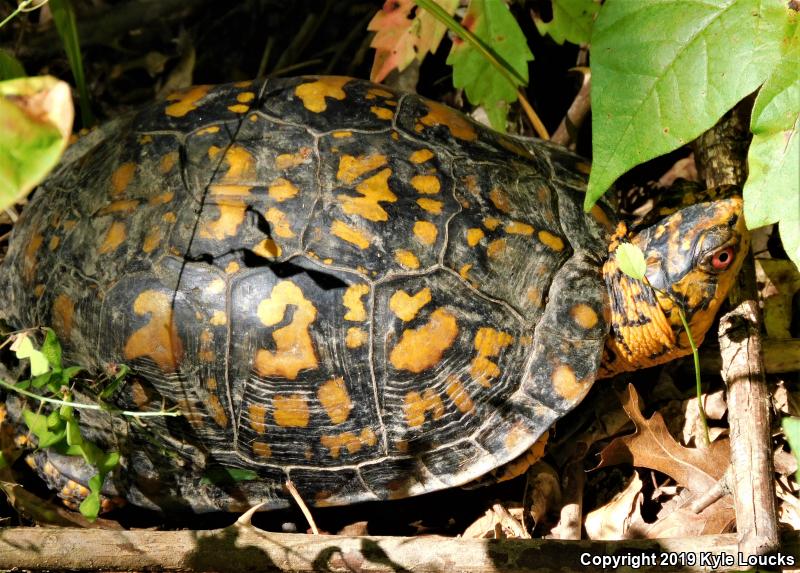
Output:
[[598, 385, 730, 494], [585, 471, 644, 540]]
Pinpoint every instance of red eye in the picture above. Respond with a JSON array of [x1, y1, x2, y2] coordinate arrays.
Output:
[[711, 246, 735, 270]]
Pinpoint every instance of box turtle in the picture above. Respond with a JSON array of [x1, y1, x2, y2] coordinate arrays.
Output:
[[0, 76, 748, 513]]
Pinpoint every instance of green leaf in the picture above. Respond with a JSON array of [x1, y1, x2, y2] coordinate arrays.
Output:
[[0, 76, 74, 209], [743, 16, 800, 269], [200, 466, 260, 486], [14, 336, 50, 377], [587, 0, 788, 209], [446, 0, 533, 131], [0, 49, 25, 80], [0, 451, 7, 470], [41, 328, 63, 370], [31, 372, 52, 389], [61, 366, 83, 385], [616, 243, 647, 280], [49, 0, 93, 126], [79, 489, 100, 521], [533, 0, 599, 45], [66, 419, 83, 446], [23, 409, 67, 449], [782, 417, 800, 483], [98, 451, 120, 474]]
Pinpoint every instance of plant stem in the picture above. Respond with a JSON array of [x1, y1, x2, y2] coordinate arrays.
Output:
[[413, 0, 550, 139], [676, 306, 711, 446], [0, 378, 181, 418], [0, 0, 40, 29]]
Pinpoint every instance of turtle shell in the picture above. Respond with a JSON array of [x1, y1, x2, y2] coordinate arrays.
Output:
[[1, 76, 618, 512]]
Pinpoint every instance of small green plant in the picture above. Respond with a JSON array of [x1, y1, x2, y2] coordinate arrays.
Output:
[[2, 329, 179, 519]]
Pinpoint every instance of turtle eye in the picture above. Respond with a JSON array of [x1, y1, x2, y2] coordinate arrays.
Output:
[[711, 246, 735, 271]]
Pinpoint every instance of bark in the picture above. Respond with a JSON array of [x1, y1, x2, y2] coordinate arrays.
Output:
[[1, 526, 798, 572], [693, 104, 780, 557]]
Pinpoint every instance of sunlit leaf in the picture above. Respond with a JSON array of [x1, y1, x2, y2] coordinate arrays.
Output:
[[533, 0, 599, 45], [587, 0, 788, 209], [13, 335, 50, 377], [616, 243, 646, 280], [0, 49, 25, 80], [0, 76, 74, 209]]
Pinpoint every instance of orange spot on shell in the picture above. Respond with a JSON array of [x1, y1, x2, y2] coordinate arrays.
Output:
[[52, 294, 75, 338], [332, 220, 371, 249], [371, 106, 394, 120], [409, 149, 434, 163], [394, 249, 420, 269], [254, 281, 318, 379], [445, 377, 474, 414], [538, 230, 565, 251], [417, 100, 477, 141], [337, 154, 387, 184], [345, 327, 367, 348], [570, 304, 598, 329], [165, 85, 210, 117], [338, 168, 397, 222], [23, 233, 43, 282], [111, 163, 135, 198], [159, 151, 178, 174], [489, 188, 511, 214], [228, 104, 249, 114], [390, 308, 458, 373], [343, 284, 370, 321], [273, 394, 310, 427], [320, 428, 377, 458], [317, 377, 353, 424], [294, 77, 350, 112], [404, 389, 445, 427], [552, 364, 588, 402], [265, 207, 295, 238], [99, 221, 126, 254], [413, 221, 438, 246], [252, 441, 272, 457], [123, 290, 184, 371], [416, 198, 443, 214], [486, 238, 507, 258], [470, 328, 514, 387], [466, 228, 484, 247], [411, 174, 440, 195], [275, 148, 312, 170], [249, 403, 268, 433], [506, 221, 534, 235], [389, 287, 431, 322]]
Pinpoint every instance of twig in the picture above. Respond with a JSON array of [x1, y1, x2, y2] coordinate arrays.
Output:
[[285, 479, 319, 535], [551, 68, 591, 149]]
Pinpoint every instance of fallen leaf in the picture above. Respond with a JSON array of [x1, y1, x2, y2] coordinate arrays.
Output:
[[585, 471, 644, 540], [598, 385, 730, 494]]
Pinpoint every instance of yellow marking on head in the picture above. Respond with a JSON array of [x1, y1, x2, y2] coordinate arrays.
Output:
[[389, 287, 431, 321], [165, 85, 210, 117], [410, 149, 434, 163], [416, 198, 443, 214], [483, 216, 501, 230], [52, 294, 74, 338], [48, 236, 60, 250], [343, 284, 370, 321], [346, 326, 368, 348], [317, 377, 352, 424], [111, 162, 135, 197], [489, 188, 511, 213], [337, 154, 387, 184], [99, 221, 126, 254], [196, 125, 220, 135], [249, 404, 268, 433], [206, 278, 226, 294], [411, 174, 440, 195], [159, 151, 178, 174], [390, 308, 458, 373], [506, 221, 534, 236], [294, 77, 350, 112], [265, 207, 295, 238], [394, 249, 420, 269], [445, 377, 475, 414], [252, 238, 281, 258], [149, 191, 174, 205], [404, 389, 445, 427], [98, 200, 139, 215], [371, 106, 394, 120], [228, 104, 249, 113], [466, 228, 484, 247], [123, 290, 183, 371], [495, 433, 547, 482], [486, 238, 506, 258], [332, 220, 371, 249], [273, 394, 310, 427], [332, 130, 352, 138], [255, 281, 318, 379], [538, 230, 565, 251], [275, 148, 312, 170], [208, 394, 228, 427], [338, 168, 397, 221], [570, 304, 598, 329], [237, 91, 255, 103], [209, 310, 227, 326], [416, 100, 477, 141], [413, 221, 438, 246], [470, 327, 514, 387], [552, 364, 589, 402], [252, 441, 272, 458], [320, 428, 377, 458]]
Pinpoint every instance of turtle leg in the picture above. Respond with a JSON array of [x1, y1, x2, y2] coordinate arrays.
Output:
[[23, 449, 126, 513]]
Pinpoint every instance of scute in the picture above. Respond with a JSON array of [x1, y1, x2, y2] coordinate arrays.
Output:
[[0, 76, 614, 512]]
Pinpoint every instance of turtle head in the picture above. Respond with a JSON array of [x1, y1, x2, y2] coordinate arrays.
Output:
[[601, 192, 749, 376]]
